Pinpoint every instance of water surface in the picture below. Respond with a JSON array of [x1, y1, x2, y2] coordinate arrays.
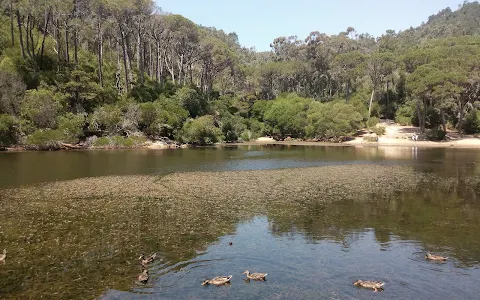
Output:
[[0, 145, 479, 299]]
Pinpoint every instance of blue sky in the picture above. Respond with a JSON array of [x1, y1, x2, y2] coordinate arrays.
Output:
[[156, 0, 465, 51]]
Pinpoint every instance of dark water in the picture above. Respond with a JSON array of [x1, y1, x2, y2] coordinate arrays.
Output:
[[1, 145, 480, 299], [1, 145, 479, 188]]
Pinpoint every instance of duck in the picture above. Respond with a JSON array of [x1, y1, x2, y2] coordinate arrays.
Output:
[[353, 280, 385, 292], [201, 275, 233, 286], [138, 253, 156, 265], [137, 269, 149, 284], [0, 249, 6, 262], [242, 270, 267, 281], [425, 252, 448, 261]]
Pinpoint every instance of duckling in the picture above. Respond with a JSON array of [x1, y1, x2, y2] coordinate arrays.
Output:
[[137, 269, 149, 284], [425, 252, 448, 261], [353, 280, 384, 292], [138, 253, 156, 266], [201, 275, 232, 286], [0, 249, 6, 262], [242, 270, 267, 281]]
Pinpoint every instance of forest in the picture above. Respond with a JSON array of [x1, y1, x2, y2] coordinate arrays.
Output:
[[1, 0, 480, 149]]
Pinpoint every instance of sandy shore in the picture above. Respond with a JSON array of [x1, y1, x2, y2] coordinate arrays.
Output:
[[240, 122, 480, 149]]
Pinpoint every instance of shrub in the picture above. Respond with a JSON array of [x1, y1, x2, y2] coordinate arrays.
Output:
[[248, 119, 267, 138], [88, 104, 122, 135], [306, 101, 363, 139], [92, 135, 147, 148], [221, 114, 247, 142], [463, 110, 480, 134], [367, 117, 379, 128], [25, 129, 63, 150], [0, 114, 18, 148], [372, 125, 386, 136], [180, 115, 223, 145], [240, 129, 252, 142], [57, 113, 85, 143], [21, 89, 64, 129], [263, 94, 311, 138], [0, 71, 26, 115], [426, 126, 446, 141], [395, 102, 415, 126]]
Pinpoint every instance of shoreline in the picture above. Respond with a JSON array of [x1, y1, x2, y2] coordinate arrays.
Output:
[[4, 136, 480, 152], [228, 137, 480, 149]]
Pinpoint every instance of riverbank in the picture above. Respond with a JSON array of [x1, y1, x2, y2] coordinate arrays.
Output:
[[4, 122, 480, 151]]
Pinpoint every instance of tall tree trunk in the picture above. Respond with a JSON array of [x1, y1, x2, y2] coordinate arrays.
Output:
[[120, 28, 130, 91], [40, 7, 52, 70], [416, 101, 424, 132], [73, 0, 79, 66], [10, 3, 15, 46], [97, 21, 104, 87], [368, 88, 375, 120], [155, 43, 160, 82], [139, 36, 145, 85], [16, 11, 25, 58], [345, 79, 350, 102], [440, 108, 447, 132], [458, 100, 466, 134], [65, 21, 70, 63]]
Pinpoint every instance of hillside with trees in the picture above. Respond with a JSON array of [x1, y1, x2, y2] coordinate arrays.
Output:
[[0, 0, 480, 149]]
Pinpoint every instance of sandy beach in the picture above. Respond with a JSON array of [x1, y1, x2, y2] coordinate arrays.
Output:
[[245, 121, 480, 149]]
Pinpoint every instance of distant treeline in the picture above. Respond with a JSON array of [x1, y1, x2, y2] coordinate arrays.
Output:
[[1, 1, 480, 149]]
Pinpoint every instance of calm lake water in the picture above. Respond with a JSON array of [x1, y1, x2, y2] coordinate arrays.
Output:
[[1, 145, 480, 299]]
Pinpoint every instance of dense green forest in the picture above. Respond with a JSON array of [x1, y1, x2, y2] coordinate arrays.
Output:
[[1, 0, 480, 149]]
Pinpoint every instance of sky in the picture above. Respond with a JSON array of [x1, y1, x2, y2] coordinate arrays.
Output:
[[155, 0, 465, 51]]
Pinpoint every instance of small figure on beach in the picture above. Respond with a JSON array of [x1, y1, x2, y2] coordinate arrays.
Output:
[[412, 134, 418, 141]]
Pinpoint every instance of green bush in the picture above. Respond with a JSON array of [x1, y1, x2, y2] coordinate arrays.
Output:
[[21, 89, 64, 129], [248, 119, 267, 138], [58, 113, 85, 143], [92, 135, 147, 148], [0, 114, 18, 148], [221, 114, 247, 142], [427, 126, 446, 141], [395, 102, 415, 126], [463, 110, 480, 134], [371, 126, 386, 136], [93, 137, 111, 147], [367, 117, 379, 128], [25, 129, 63, 150], [263, 94, 311, 138], [88, 104, 122, 135], [306, 101, 363, 139], [240, 129, 252, 142], [181, 115, 223, 145]]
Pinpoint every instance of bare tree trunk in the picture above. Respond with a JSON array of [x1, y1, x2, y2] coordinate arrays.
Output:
[[139, 36, 145, 85], [40, 7, 52, 70], [368, 89, 375, 120], [10, 3, 15, 46], [155, 43, 160, 82], [440, 108, 447, 132], [16, 11, 25, 58], [97, 21, 104, 87], [458, 100, 467, 134], [73, 0, 79, 66], [120, 28, 130, 91], [65, 20, 70, 63]]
